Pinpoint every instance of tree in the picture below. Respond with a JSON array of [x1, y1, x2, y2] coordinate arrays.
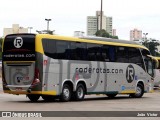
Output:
[[142, 39, 160, 56], [112, 36, 119, 39], [95, 29, 110, 38], [95, 29, 119, 39], [0, 37, 2, 48]]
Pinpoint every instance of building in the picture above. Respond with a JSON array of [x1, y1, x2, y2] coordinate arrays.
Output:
[[112, 29, 116, 36], [87, 11, 112, 36], [3, 24, 28, 37], [130, 28, 142, 41], [74, 31, 85, 37]]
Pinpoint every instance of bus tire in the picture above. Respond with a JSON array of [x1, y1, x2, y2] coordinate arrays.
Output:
[[74, 83, 85, 101], [130, 83, 144, 98], [106, 94, 117, 98], [60, 84, 72, 102], [27, 94, 40, 102]]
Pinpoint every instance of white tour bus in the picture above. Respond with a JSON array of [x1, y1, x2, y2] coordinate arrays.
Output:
[[2, 33, 156, 102]]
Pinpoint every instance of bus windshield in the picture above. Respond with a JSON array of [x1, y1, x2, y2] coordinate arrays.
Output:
[[141, 49, 154, 77]]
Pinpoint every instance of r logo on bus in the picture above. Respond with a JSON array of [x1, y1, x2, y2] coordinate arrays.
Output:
[[14, 37, 23, 48], [126, 64, 135, 83]]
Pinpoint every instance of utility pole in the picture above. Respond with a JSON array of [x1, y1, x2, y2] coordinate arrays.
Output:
[[100, 0, 103, 30]]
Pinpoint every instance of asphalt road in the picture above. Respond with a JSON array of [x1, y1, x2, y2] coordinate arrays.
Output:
[[0, 78, 160, 120]]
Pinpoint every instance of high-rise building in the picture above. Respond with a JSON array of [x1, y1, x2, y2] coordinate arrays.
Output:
[[74, 31, 85, 37], [130, 28, 142, 41], [3, 24, 28, 37], [87, 11, 112, 36], [112, 29, 116, 36]]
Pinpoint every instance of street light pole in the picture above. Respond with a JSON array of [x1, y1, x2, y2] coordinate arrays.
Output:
[[28, 27, 33, 33], [45, 18, 52, 31], [143, 33, 148, 48]]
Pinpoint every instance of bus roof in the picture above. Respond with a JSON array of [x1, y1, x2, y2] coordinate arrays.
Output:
[[79, 36, 141, 46], [36, 34, 148, 50]]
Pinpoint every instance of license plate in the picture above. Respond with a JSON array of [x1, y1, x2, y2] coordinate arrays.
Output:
[[16, 87, 22, 91]]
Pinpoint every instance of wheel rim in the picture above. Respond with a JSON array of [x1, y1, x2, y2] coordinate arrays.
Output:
[[136, 86, 142, 95], [63, 88, 70, 99], [77, 87, 84, 98]]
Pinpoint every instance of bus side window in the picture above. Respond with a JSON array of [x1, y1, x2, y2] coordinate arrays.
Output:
[[76, 42, 87, 60], [69, 42, 77, 60], [42, 39, 56, 59], [108, 46, 116, 62], [116, 47, 128, 63], [87, 43, 101, 61], [56, 41, 69, 59], [101, 45, 110, 62], [87, 44, 95, 61]]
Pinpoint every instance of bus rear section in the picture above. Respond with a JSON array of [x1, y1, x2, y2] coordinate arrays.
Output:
[[2, 34, 41, 96]]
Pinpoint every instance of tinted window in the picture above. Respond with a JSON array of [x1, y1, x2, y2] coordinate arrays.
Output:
[[56, 41, 69, 59], [101, 45, 110, 62], [128, 48, 143, 67], [75, 42, 87, 60], [108, 46, 116, 62], [87, 44, 102, 61], [3, 34, 35, 61], [42, 39, 56, 58], [68, 42, 87, 60], [116, 47, 128, 63], [69, 42, 77, 60]]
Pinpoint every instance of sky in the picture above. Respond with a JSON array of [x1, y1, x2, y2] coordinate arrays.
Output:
[[0, 0, 160, 40]]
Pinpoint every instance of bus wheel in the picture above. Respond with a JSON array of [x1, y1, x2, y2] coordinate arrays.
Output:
[[74, 84, 85, 101], [106, 94, 117, 98], [130, 83, 144, 98], [27, 94, 40, 102], [60, 84, 72, 102], [42, 95, 56, 101]]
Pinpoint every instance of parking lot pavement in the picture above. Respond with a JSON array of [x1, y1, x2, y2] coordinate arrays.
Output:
[[0, 76, 160, 120]]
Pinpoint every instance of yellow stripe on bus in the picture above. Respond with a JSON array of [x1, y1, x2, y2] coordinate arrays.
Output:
[[4, 90, 57, 95], [120, 90, 136, 94], [149, 90, 154, 93]]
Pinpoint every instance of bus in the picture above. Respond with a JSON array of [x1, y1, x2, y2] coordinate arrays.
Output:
[[153, 57, 160, 87], [2, 33, 156, 102]]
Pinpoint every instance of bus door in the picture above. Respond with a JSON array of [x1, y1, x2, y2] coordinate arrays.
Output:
[[2, 34, 36, 93]]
